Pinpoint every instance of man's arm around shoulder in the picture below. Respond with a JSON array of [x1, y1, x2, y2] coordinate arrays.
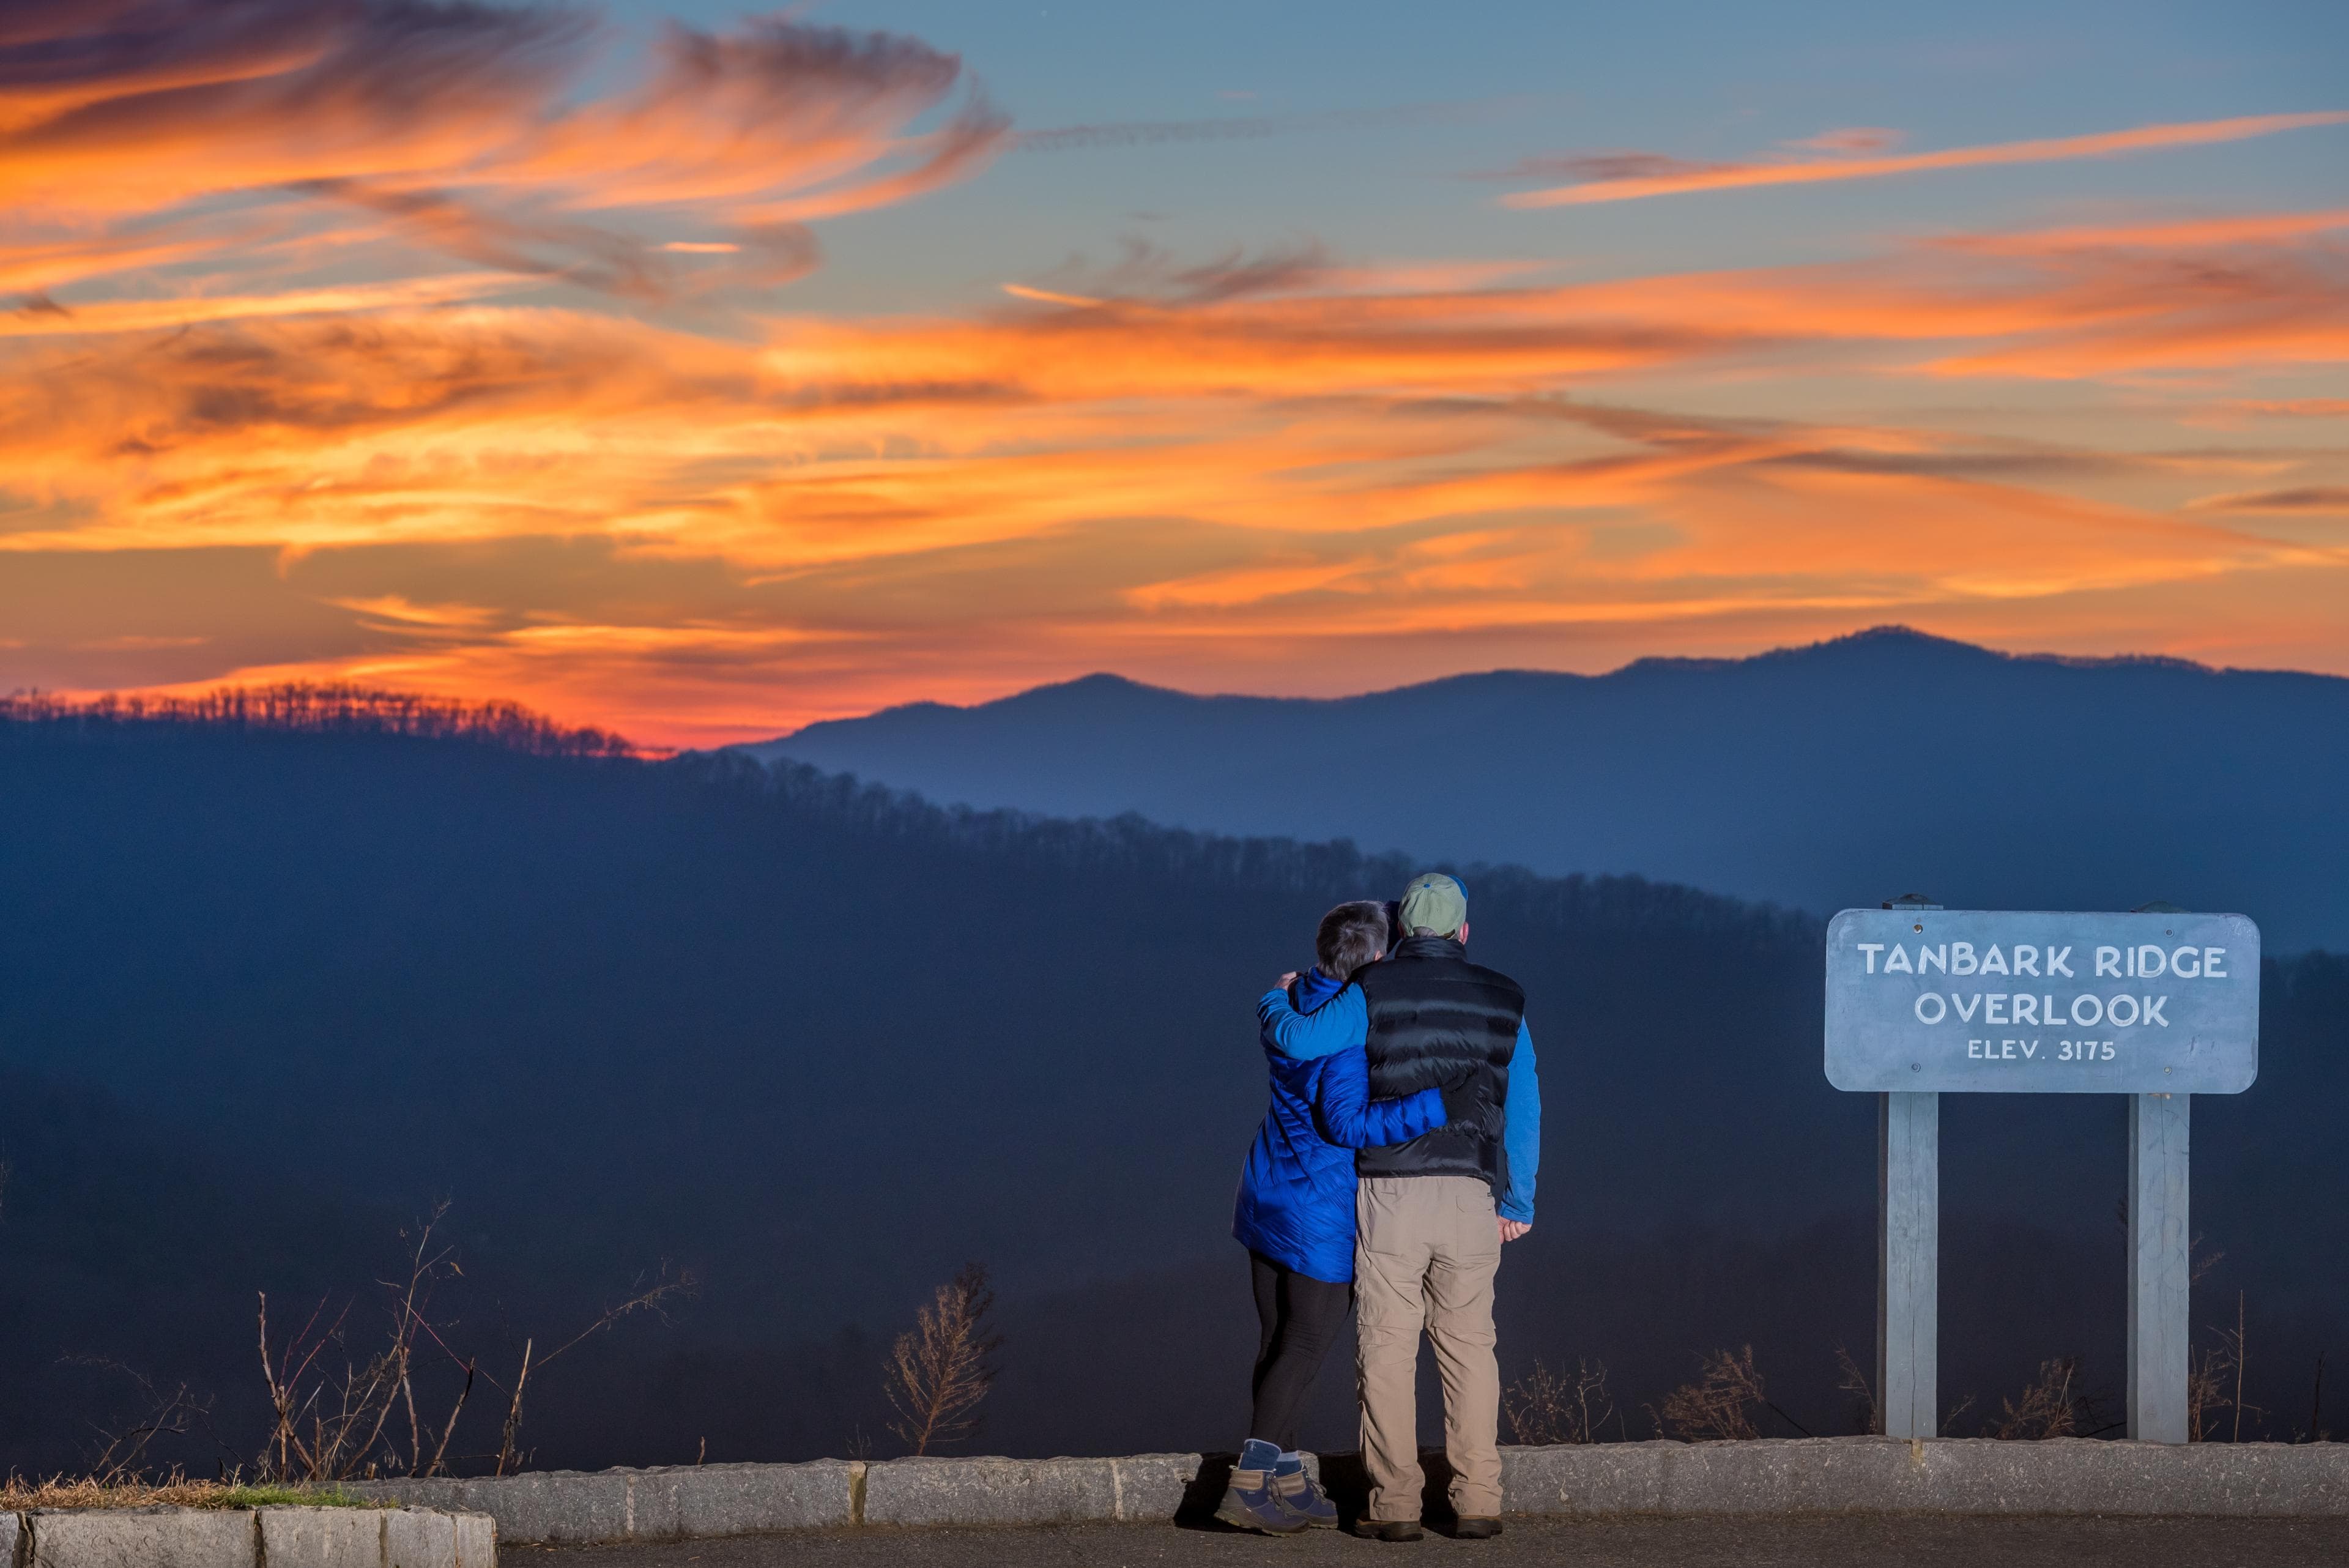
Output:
[[1257, 983, 1368, 1061]]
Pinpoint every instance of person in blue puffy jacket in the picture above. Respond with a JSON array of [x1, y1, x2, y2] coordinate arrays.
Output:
[[1217, 899, 1477, 1534]]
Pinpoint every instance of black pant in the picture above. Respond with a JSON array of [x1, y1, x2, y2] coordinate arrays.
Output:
[[1247, 1252, 1354, 1452]]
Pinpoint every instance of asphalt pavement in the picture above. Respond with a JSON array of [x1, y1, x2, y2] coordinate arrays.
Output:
[[513, 1515, 2349, 1567]]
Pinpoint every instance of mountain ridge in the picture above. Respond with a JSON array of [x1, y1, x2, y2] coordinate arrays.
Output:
[[764, 627, 2339, 732], [745, 627, 2349, 949]]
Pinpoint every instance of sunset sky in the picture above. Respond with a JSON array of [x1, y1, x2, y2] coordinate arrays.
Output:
[[3, 0, 2345, 746]]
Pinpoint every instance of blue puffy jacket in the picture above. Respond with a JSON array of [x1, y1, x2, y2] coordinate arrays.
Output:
[[1231, 968, 1447, 1282]]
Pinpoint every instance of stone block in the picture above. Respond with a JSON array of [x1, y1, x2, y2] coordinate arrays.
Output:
[[627, 1462, 857, 1538], [379, 1506, 495, 1568], [423, 1471, 625, 1545], [1659, 1437, 1924, 1514], [1107, 1455, 1206, 1522], [1499, 1436, 2349, 1519], [862, 1456, 1119, 1527], [451, 1510, 495, 1567], [2, 1512, 22, 1568], [1923, 1436, 2096, 1513], [26, 1507, 255, 1568], [1928, 1436, 2349, 1517], [1501, 1441, 1667, 1515], [258, 1507, 384, 1568], [381, 1507, 446, 1568]]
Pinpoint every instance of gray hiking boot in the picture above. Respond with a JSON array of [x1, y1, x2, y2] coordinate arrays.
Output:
[[1271, 1463, 1338, 1528], [1215, 1440, 1307, 1536]]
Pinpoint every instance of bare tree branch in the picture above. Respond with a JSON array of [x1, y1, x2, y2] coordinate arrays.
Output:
[[885, 1263, 1001, 1455]]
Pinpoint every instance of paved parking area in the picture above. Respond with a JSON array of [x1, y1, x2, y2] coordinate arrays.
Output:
[[516, 1514, 2349, 1567]]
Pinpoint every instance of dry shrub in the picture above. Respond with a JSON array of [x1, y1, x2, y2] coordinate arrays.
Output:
[[0, 1474, 377, 1511], [255, 1203, 694, 1482], [2189, 1291, 2263, 1442], [0, 1475, 229, 1511], [1833, 1343, 1880, 1436], [2187, 1351, 2227, 1442], [11, 1204, 689, 1492], [56, 1359, 225, 1483], [1657, 1347, 1765, 1441], [1504, 1359, 1616, 1445], [1989, 1358, 2077, 1439], [885, 1263, 1001, 1455], [1984, 1357, 2118, 1440]]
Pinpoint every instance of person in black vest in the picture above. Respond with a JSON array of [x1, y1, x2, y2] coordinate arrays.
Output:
[[1349, 872, 1539, 1540], [1254, 872, 1542, 1540]]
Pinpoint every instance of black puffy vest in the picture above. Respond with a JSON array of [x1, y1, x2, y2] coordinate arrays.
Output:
[[1356, 934, 1524, 1189]]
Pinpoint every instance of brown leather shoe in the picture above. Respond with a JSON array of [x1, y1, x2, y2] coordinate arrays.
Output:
[[1451, 1517, 1505, 1539], [1351, 1518, 1426, 1542]]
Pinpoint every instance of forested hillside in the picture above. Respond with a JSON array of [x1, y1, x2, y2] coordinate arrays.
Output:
[[2, 693, 2340, 1472]]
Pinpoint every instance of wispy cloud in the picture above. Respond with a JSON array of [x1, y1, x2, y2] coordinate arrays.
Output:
[[1941, 208, 2349, 254], [1784, 127, 1906, 155], [0, 1, 1007, 303], [1017, 100, 1489, 154], [2189, 486, 2349, 513], [2214, 399, 2349, 419], [1501, 110, 2349, 207]]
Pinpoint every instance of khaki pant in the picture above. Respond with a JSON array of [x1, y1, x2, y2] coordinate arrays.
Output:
[[1354, 1175, 1503, 1522]]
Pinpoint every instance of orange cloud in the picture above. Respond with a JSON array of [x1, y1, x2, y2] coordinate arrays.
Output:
[[0, 274, 516, 337], [1785, 127, 1906, 155], [4, 31, 2347, 752], [2222, 398, 2349, 418], [2188, 486, 2349, 514], [1502, 111, 2349, 207], [10, 207, 2336, 574], [0, 1, 1006, 303], [1944, 209, 2349, 254]]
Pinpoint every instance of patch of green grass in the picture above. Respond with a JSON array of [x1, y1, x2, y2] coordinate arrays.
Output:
[[209, 1484, 390, 1510]]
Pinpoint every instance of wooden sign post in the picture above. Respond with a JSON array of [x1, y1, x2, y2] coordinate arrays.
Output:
[[2128, 1091, 2191, 1441], [1877, 1086, 1939, 1440]]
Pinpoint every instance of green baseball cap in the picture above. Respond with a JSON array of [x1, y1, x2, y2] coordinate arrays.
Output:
[[1398, 872, 1467, 937]]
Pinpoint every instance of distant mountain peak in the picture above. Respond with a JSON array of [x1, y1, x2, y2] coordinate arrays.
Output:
[[1015, 671, 1178, 700], [779, 628, 2257, 744], [1757, 625, 2006, 665]]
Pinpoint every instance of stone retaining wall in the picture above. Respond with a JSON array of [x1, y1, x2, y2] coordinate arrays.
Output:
[[351, 1438, 2349, 1546], [0, 1505, 492, 1568]]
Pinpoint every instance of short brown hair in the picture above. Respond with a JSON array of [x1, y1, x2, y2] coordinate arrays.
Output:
[[1315, 900, 1390, 984]]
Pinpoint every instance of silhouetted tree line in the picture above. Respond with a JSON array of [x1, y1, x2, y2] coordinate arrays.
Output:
[[1, 685, 632, 759], [700, 751, 1820, 949]]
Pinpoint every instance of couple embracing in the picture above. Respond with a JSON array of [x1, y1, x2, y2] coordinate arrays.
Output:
[[1221, 872, 1541, 1543]]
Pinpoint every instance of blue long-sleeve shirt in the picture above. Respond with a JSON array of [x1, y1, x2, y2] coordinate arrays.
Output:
[[1259, 984, 1542, 1224]]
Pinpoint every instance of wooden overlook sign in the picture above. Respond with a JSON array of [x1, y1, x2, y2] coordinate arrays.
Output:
[[1825, 899, 2262, 1443]]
